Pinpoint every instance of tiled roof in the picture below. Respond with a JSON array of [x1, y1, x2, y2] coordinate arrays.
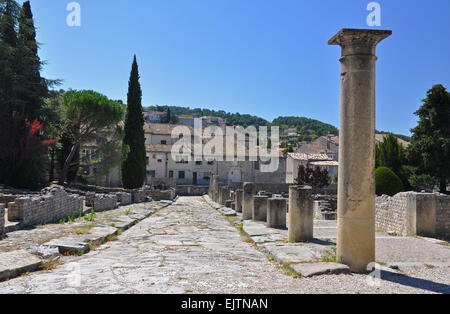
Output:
[[288, 153, 332, 161], [145, 123, 194, 135], [146, 144, 173, 153], [309, 161, 339, 167]]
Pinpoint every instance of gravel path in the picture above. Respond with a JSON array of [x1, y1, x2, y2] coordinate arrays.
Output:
[[0, 197, 448, 294]]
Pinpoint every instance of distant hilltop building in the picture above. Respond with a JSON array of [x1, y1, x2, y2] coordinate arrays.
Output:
[[286, 153, 339, 184], [144, 111, 167, 123]]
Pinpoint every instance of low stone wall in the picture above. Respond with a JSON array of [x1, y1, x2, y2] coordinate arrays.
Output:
[[375, 192, 450, 239], [375, 193, 409, 235], [147, 189, 176, 201], [176, 185, 209, 196], [116, 192, 132, 206], [436, 195, 450, 238], [0, 204, 5, 237], [85, 193, 118, 212], [7, 187, 84, 227], [228, 182, 292, 194]]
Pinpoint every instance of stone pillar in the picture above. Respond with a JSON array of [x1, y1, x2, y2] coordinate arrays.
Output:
[[253, 196, 269, 222], [267, 198, 287, 229], [0, 204, 5, 237], [220, 187, 229, 205], [242, 183, 255, 220], [329, 28, 392, 273], [289, 186, 313, 242], [216, 182, 222, 203], [212, 176, 220, 202], [235, 189, 243, 213]]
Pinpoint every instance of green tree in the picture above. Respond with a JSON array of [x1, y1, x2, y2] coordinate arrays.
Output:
[[376, 133, 409, 189], [16, 0, 47, 120], [375, 167, 404, 196], [407, 84, 450, 194], [59, 90, 123, 185], [121, 56, 146, 189]]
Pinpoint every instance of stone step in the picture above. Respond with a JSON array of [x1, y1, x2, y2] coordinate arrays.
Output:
[[0, 250, 42, 282], [290, 262, 350, 278], [43, 238, 90, 255]]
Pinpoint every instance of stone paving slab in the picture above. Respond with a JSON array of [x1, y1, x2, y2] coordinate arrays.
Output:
[[291, 262, 350, 278], [0, 197, 449, 294], [217, 207, 236, 217], [80, 226, 118, 246], [0, 250, 41, 281], [260, 242, 326, 264], [43, 238, 90, 255]]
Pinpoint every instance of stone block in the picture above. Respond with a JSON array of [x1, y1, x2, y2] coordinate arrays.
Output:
[[290, 263, 350, 278], [0, 250, 42, 281], [235, 189, 243, 213], [252, 195, 269, 222], [243, 183, 255, 220], [267, 198, 287, 229], [289, 186, 314, 242], [44, 238, 90, 255]]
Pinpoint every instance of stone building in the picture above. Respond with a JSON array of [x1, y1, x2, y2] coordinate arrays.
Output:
[[286, 153, 338, 184]]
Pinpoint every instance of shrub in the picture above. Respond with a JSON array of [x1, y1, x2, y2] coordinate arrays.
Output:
[[375, 167, 404, 196]]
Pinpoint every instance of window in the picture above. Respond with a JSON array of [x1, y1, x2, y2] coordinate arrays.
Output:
[[146, 157, 149, 165], [254, 161, 260, 170], [196, 161, 202, 165], [161, 140, 167, 145], [207, 160, 214, 165], [147, 171, 156, 178], [169, 171, 174, 178], [179, 171, 185, 179]]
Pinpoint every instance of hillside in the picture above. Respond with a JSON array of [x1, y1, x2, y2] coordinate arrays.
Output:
[[144, 105, 410, 142]]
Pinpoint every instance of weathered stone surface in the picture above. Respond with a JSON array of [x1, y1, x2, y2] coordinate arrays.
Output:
[[235, 189, 243, 213], [218, 207, 236, 217], [242, 183, 255, 220], [85, 193, 118, 212], [0, 250, 41, 281], [260, 243, 322, 264], [267, 198, 287, 229], [43, 238, 90, 255], [289, 186, 314, 242], [0, 204, 4, 237], [81, 226, 118, 246], [26, 244, 59, 260], [291, 263, 350, 278], [113, 217, 138, 231], [253, 196, 268, 222], [330, 28, 392, 273]]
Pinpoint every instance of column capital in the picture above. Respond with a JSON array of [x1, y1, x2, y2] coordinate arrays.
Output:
[[329, 28, 392, 56]]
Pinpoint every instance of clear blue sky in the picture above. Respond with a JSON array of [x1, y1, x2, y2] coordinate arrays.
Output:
[[26, 0, 450, 136]]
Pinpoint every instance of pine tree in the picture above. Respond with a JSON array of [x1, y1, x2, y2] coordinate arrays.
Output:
[[121, 55, 146, 189], [407, 84, 450, 194]]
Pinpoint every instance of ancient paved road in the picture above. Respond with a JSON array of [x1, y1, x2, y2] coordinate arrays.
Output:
[[0, 197, 448, 294]]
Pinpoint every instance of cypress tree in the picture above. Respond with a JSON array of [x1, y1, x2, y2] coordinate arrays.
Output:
[[121, 55, 146, 189], [0, 0, 19, 185], [16, 0, 47, 120]]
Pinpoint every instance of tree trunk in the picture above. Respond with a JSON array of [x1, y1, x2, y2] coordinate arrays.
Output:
[[59, 140, 80, 185], [440, 178, 448, 194]]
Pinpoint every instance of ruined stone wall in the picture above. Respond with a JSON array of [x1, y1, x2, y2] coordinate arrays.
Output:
[[85, 193, 118, 212], [0, 204, 5, 237], [7, 187, 84, 227], [176, 185, 209, 196], [147, 189, 176, 201], [116, 192, 132, 206], [375, 193, 409, 235], [375, 192, 450, 238], [436, 195, 450, 238]]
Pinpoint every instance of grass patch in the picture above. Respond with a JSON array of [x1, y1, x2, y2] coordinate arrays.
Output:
[[283, 264, 301, 279], [424, 264, 435, 269], [321, 247, 337, 263], [39, 260, 63, 271]]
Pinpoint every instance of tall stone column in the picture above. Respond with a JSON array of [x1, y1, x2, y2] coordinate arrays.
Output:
[[243, 183, 255, 220], [235, 189, 243, 213], [329, 29, 391, 273]]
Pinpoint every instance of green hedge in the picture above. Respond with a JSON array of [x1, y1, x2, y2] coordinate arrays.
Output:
[[375, 167, 404, 196]]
